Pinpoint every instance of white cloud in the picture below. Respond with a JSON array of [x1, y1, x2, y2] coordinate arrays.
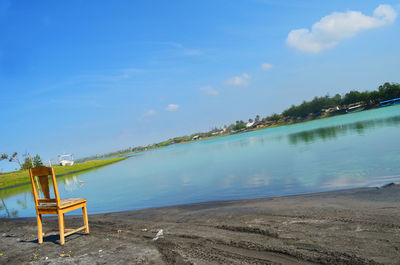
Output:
[[144, 109, 157, 117], [166, 104, 179, 112], [286, 4, 397, 53], [261, 63, 273, 71], [179, 49, 201, 56], [200, 86, 219, 96], [225, 73, 251, 86], [159, 41, 201, 56]]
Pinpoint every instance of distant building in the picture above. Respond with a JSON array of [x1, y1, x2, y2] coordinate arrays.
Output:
[[192, 135, 200, 140], [246, 122, 255, 128]]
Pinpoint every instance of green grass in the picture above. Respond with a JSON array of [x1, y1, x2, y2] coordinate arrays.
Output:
[[0, 157, 126, 190]]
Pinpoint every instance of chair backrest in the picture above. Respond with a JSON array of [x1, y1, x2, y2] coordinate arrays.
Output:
[[29, 166, 61, 207]]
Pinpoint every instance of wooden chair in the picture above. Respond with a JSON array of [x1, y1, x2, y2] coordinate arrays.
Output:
[[29, 166, 89, 245]]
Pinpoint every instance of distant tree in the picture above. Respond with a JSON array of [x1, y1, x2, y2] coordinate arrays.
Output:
[[0, 152, 22, 169], [33, 154, 43, 167], [269, 113, 281, 122], [248, 118, 253, 123], [368, 90, 380, 103], [21, 157, 34, 170], [378, 82, 400, 101], [255, 115, 260, 122], [0, 153, 7, 161], [233, 123, 246, 131], [343, 90, 362, 105]]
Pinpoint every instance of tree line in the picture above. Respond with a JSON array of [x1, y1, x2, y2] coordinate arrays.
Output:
[[281, 82, 400, 118]]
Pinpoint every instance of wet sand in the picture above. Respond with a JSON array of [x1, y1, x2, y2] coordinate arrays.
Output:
[[1, 184, 400, 264]]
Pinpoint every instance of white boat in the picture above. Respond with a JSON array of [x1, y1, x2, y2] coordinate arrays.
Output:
[[59, 154, 74, 166], [346, 104, 365, 113]]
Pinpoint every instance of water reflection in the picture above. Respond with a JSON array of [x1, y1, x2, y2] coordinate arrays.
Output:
[[63, 176, 85, 192], [0, 190, 34, 218], [1, 197, 19, 217], [322, 174, 400, 189], [288, 116, 400, 145], [16, 193, 29, 209]]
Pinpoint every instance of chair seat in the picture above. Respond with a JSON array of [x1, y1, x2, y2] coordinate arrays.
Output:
[[38, 198, 87, 210]]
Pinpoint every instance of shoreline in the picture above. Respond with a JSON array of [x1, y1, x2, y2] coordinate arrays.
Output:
[[97, 103, 399, 161], [1, 183, 399, 264], [0, 157, 127, 191]]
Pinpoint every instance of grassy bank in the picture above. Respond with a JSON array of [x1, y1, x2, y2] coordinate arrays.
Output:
[[0, 157, 126, 190]]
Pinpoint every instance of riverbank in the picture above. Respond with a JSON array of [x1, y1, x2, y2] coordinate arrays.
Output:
[[1, 183, 399, 264], [95, 103, 398, 161], [0, 157, 126, 190]]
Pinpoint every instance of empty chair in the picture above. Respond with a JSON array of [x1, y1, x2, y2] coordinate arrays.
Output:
[[29, 166, 89, 245]]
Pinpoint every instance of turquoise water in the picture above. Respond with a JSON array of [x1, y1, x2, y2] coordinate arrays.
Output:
[[1, 105, 400, 218]]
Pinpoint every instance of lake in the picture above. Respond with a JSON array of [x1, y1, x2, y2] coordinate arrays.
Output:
[[1, 105, 400, 218]]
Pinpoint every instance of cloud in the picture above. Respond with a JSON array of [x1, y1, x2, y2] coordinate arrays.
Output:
[[261, 63, 273, 71], [178, 49, 202, 56], [200, 86, 219, 96], [164, 42, 201, 56], [105, 68, 150, 81], [144, 109, 157, 117], [166, 104, 179, 112], [145, 41, 202, 57], [225, 73, 251, 86], [286, 4, 397, 53]]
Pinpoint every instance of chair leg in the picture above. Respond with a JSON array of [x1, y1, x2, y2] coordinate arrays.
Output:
[[36, 214, 43, 244], [82, 205, 90, 234], [58, 212, 65, 245]]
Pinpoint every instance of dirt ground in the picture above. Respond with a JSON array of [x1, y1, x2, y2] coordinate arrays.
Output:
[[1, 184, 400, 264]]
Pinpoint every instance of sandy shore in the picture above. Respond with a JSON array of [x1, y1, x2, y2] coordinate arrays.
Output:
[[1, 184, 400, 264]]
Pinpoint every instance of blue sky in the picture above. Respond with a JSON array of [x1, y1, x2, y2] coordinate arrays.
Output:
[[1, 0, 399, 171]]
